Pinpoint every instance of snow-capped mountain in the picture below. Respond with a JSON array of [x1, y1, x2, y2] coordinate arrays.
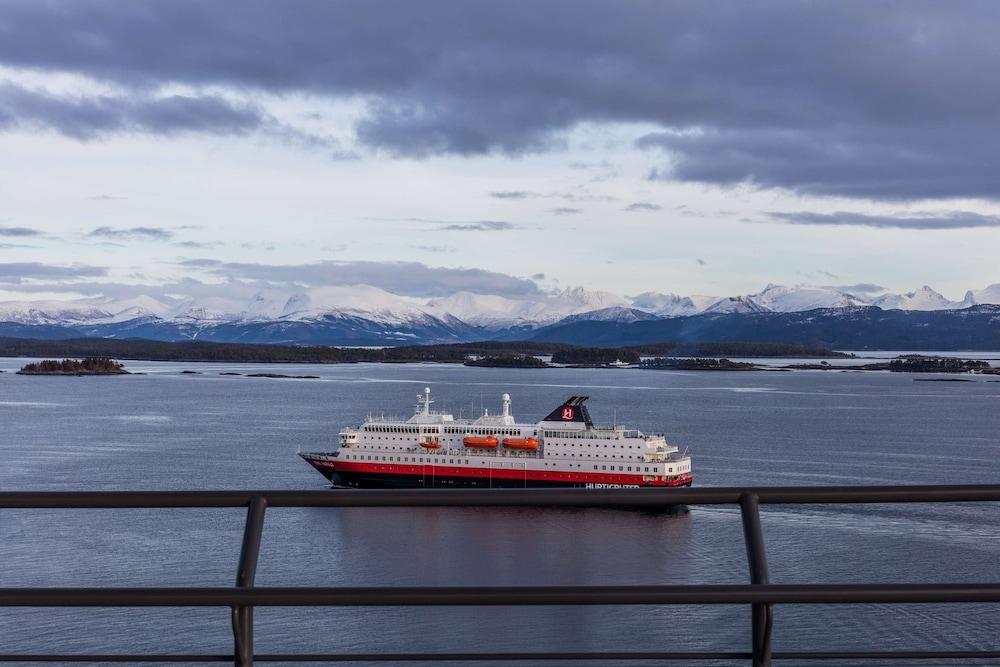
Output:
[[1, 281, 998, 345], [426, 287, 628, 327], [747, 284, 869, 312], [700, 295, 769, 314], [79, 294, 175, 320], [629, 292, 701, 317], [0, 300, 113, 325], [165, 296, 251, 322], [556, 306, 660, 324], [279, 285, 429, 324], [870, 286, 959, 311], [960, 283, 1000, 308], [426, 291, 545, 326]]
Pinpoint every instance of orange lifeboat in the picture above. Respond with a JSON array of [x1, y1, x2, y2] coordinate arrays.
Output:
[[502, 437, 539, 450], [463, 435, 499, 448], [420, 438, 442, 449]]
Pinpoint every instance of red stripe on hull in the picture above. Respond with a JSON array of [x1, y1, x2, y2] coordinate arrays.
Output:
[[303, 458, 692, 487]]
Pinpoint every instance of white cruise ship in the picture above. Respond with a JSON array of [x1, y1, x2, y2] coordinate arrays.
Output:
[[299, 389, 692, 489]]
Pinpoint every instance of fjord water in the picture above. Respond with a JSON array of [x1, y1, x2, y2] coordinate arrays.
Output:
[[2, 358, 1000, 664]]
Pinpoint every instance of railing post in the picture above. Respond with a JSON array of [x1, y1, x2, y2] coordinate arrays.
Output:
[[233, 495, 267, 667], [740, 493, 772, 667]]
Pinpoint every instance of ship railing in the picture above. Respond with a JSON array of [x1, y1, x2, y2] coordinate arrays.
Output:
[[2, 486, 1000, 666]]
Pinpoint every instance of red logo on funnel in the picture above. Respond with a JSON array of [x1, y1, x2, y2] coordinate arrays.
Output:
[[561, 407, 575, 420]]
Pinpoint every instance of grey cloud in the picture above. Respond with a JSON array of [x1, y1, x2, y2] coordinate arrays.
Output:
[[88, 226, 175, 240], [0, 262, 107, 283], [90, 195, 127, 201], [0, 225, 42, 237], [624, 202, 662, 212], [174, 240, 223, 249], [489, 191, 535, 200], [411, 244, 453, 253], [178, 259, 541, 298], [767, 211, 1000, 230], [489, 190, 609, 202], [696, 258, 706, 266], [3, 2, 998, 199], [826, 283, 887, 294], [180, 258, 224, 269], [549, 207, 580, 216], [438, 221, 514, 231], [376, 216, 517, 231], [0, 83, 270, 140]]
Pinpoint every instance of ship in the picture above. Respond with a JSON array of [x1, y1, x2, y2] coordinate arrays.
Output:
[[299, 388, 693, 489]]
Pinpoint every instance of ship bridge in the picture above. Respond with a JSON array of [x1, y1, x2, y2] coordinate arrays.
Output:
[[406, 387, 455, 425]]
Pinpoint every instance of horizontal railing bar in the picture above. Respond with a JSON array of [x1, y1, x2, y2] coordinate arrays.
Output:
[[4, 650, 1000, 662], [0, 657, 231, 663], [0, 652, 751, 662], [773, 650, 1000, 659], [3, 485, 1000, 508], [3, 584, 1000, 607]]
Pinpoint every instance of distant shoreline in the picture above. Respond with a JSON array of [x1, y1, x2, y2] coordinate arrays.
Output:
[[0, 336, 851, 365]]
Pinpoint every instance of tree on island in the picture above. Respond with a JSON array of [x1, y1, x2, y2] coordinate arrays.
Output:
[[464, 355, 551, 368], [18, 357, 128, 375]]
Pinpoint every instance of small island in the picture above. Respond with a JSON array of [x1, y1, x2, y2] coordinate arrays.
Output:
[[17, 357, 129, 376], [789, 355, 997, 374], [640, 357, 757, 371], [464, 354, 551, 368], [551, 348, 641, 366]]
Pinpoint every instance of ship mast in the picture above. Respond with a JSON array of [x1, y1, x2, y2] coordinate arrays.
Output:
[[417, 386, 432, 415]]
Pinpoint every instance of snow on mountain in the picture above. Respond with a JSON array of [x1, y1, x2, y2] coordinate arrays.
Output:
[[629, 292, 703, 317], [871, 286, 960, 311], [748, 284, 869, 312], [0, 300, 112, 325], [427, 287, 629, 326], [688, 294, 723, 312], [557, 306, 660, 324], [960, 283, 1000, 307], [2, 282, 998, 344], [166, 296, 252, 322], [242, 289, 290, 320], [701, 295, 769, 314], [280, 285, 431, 324], [426, 292, 539, 325], [86, 295, 176, 322], [629, 286, 868, 316], [552, 286, 628, 312]]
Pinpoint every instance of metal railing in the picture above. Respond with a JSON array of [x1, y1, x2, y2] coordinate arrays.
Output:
[[1, 485, 1000, 665]]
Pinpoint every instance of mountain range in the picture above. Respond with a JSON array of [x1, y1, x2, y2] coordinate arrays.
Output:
[[2, 282, 999, 348]]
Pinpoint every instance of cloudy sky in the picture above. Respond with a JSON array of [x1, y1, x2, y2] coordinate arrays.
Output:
[[2, 0, 999, 304]]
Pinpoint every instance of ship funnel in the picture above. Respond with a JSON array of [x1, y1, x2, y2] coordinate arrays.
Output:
[[502, 393, 511, 418]]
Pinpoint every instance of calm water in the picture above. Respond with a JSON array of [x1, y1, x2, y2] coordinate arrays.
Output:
[[2, 358, 1000, 665]]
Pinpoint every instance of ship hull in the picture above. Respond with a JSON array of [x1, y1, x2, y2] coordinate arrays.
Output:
[[331, 470, 692, 489], [304, 457, 692, 490]]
